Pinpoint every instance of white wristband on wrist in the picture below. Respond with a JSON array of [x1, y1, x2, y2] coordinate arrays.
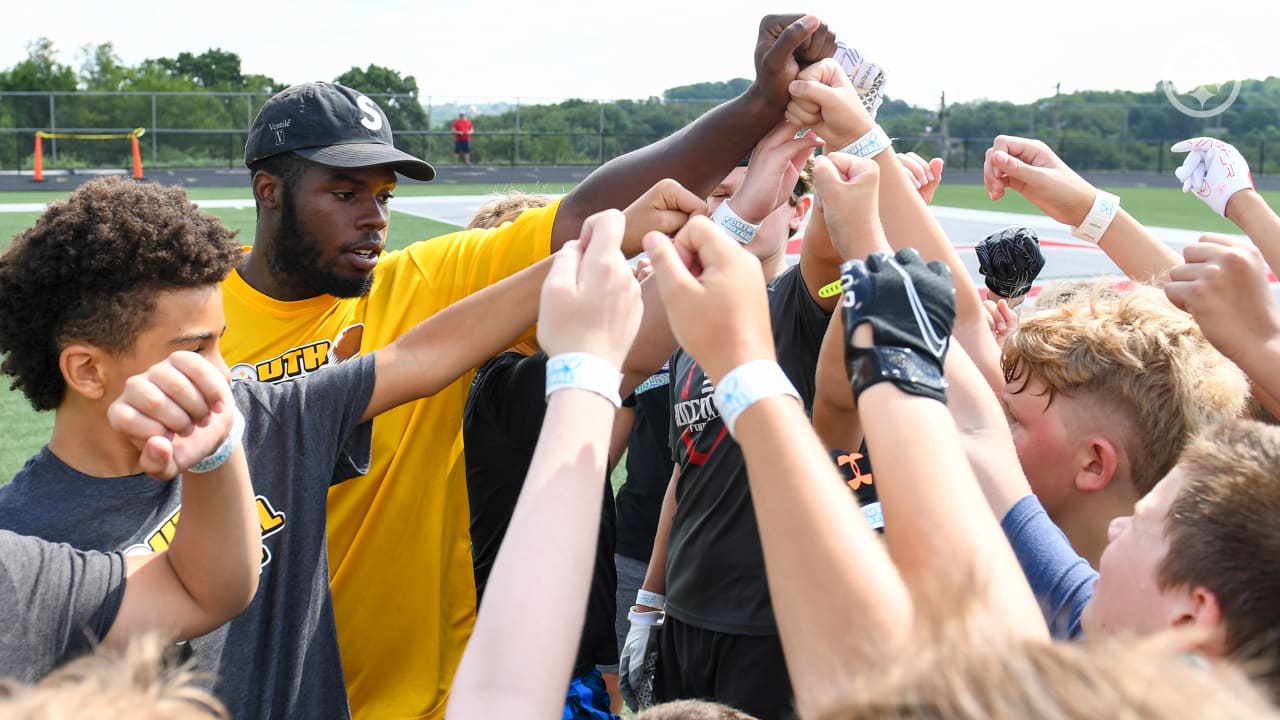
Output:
[[628, 607, 664, 626], [545, 352, 623, 408], [712, 360, 801, 437], [636, 589, 665, 610], [1071, 190, 1120, 244], [188, 406, 245, 474], [836, 125, 892, 159], [710, 201, 761, 245]]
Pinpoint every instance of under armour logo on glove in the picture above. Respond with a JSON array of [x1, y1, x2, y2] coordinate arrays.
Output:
[[841, 248, 955, 404], [1172, 137, 1255, 217], [975, 225, 1045, 300]]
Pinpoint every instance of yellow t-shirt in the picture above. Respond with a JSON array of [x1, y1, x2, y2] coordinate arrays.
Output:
[[220, 200, 559, 719]]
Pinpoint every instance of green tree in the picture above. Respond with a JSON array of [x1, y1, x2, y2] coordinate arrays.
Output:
[[0, 38, 76, 92], [151, 49, 246, 90], [663, 78, 750, 102], [335, 65, 428, 131], [77, 42, 130, 91], [0, 39, 76, 131]]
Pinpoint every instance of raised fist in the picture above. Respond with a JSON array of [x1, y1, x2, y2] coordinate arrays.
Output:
[[975, 225, 1045, 300], [841, 248, 955, 404], [1172, 137, 1254, 217]]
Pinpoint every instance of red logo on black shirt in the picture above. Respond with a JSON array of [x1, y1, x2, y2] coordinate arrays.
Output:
[[674, 361, 729, 466]]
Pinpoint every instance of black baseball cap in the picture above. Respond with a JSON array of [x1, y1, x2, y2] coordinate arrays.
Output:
[[244, 81, 435, 181]]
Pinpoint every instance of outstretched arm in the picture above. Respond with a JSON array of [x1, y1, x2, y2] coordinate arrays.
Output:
[[368, 179, 704, 422], [366, 257, 552, 422], [943, 340, 1035, 520], [800, 152, 944, 312], [553, 14, 837, 253], [1172, 137, 1280, 274], [812, 309, 861, 451], [1227, 190, 1280, 274], [787, 60, 1003, 389], [103, 351, 260, 646], [1166, 138, 1280, 416], [448, 210, 643, 719], [644, 215, 910, 717], [817, 154, 1047, 643], [618, 463, 677, 711], [984, 134, 1182, 283], [1165, 233, 1280, 418], [807, 152, 891, 451]]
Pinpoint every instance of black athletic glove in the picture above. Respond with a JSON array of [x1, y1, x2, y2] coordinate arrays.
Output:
[[841, 248, 955, 404], [975, 225, 1045, 300]]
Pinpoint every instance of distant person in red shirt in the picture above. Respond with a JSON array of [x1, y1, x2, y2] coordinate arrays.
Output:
[[452, 112, 474, 165]]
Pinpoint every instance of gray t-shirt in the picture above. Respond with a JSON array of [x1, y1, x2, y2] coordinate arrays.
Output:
[[0, 529, 125, 681], [0, 354, 376, 719]]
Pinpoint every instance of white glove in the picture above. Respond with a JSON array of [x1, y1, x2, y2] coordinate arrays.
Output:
[[617, 606, 663, 711], [1172, 137, 1254, 217], [831, 41, 886, 119]]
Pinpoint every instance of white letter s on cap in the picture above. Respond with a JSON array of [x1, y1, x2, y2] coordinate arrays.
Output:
[[356, 95, 384, 131]]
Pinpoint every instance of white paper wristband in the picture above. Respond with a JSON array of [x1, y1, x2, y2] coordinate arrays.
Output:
[[627, 607, 664, 626], [187, 406, 245, 474], [711, 200, 761, 245], [1071, 190, 1120, 244], [636, 590, 666, 610], [545, 352, 622, 408], [713, 360, 801, 437], [836, 125, 892, 159]]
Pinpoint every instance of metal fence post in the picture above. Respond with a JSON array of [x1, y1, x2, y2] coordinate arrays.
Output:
[[49, 94, 57, 163], [151, 94, 158, 165], [1120, 107, 1129, 171]]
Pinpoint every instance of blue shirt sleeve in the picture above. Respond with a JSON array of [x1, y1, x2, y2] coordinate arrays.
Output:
[[1001, 495, 1096, 640]]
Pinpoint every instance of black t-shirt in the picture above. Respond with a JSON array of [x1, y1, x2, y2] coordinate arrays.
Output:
[[463, 351, 619, 675], [614, 366, 675, 562], [665, 266, 831, 635]]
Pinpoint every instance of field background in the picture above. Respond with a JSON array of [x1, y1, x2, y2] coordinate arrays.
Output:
[[0, 181, 1276, 483]]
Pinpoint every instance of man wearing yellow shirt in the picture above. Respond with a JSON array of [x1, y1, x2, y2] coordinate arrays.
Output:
[[221, 14, 839, 718]]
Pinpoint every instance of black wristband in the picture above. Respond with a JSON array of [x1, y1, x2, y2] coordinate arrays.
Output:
[[848, 346, 949, 405]]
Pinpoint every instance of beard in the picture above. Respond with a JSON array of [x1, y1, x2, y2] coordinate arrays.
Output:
[[266, 187, 375, 299]]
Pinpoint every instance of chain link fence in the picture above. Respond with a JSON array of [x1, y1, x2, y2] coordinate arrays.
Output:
[[1, 91, 1275, 176]]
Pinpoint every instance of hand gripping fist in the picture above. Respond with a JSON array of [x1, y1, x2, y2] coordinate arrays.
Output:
[[974, 225, 1045, 300], [106, 350, 237, 481], [841, 248, 955, 404], [830, 40, 887, 118], [1172, 137, 1255, 217]]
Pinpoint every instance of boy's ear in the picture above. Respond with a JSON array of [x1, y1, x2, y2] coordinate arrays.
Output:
[[59, 343, 110, 402], [1074, 435, 1119, 493], [790, 195, 814, 229], [1170, 586, 1228, 655]]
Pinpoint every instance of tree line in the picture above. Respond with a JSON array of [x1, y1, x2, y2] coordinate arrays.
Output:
[[3, 38, 1279, 172]]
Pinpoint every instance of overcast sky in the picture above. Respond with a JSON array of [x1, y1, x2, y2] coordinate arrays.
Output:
[[3, 0, 1276, 113]]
